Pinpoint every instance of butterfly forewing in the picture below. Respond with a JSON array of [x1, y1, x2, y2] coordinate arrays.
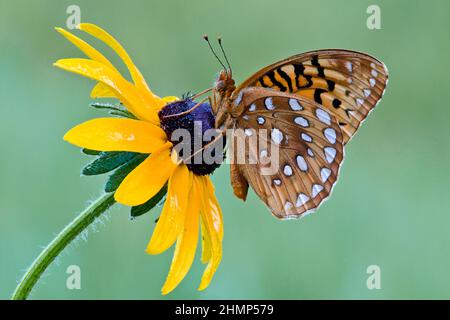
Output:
[[235, 49, 389, 144], [232, 88, 344, 219]]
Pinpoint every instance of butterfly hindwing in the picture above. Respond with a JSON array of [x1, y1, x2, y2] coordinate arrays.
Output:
[[235, 49, 389, 144], [230, 87, 344, 219]]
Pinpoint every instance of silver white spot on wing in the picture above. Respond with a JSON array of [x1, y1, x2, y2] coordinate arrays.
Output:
[[307, 148, 314, 157], [345, 61, 353, 72], [371, 69, 378, 77], [294, 116, 309, 127], [324, 128, 336, 144], [324, 147, 336, 164], [296, 193, 310, 207], [364, 89, 371, 97], [316, 108, 331, 125], [265, 97, 275, 110], [273, 179, 281, 186], [284, 201, 293, 211], [283, 164, 293, 176], [244, 128, 253, 136], [257, 116, 265, 125], [356, 98, 364, 106], [369, 78, 376, 87], [296, 155, 308, 171], [289, 98, 303, 111], [301, 133, 313, 143], [312, 184, 324, 198], [320, 167, 331, 182], [235, 91, 243, 105], [271, 128, 283, 145], [260, 149, 268, 159]]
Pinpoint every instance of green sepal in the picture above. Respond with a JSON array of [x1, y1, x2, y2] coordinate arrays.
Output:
[[82, 148, 101, 156], [82, 151, 138, 176], [130, 184, 168, 219], [90, 102, 137, 119], [104, 154, 148, 192]]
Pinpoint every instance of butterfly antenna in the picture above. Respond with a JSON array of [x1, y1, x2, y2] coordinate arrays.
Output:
[[203, 35, 227, 71], [217, 37, 232, 76]]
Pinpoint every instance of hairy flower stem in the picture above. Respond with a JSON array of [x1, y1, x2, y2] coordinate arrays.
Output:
[[11, 193, 116, 300]]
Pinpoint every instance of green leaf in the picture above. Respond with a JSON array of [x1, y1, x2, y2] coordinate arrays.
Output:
[[82, 151, 138, 176], [104, 154, 148, 192], [90, 102, 137, 119], [130, 184, 168, 218], [90, 102, 124, 111], [109, 110, 137, 119], [82, 148, 101, 156]]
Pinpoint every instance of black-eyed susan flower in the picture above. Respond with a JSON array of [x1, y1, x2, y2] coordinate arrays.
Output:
[[54, 23, 223, 294]]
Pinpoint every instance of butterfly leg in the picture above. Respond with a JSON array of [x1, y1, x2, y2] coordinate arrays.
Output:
[[190, 87, 213, 100], [161, 97, 209, 119], [180, 123, 226, 166]]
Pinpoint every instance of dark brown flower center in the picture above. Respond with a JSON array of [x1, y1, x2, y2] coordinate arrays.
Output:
[[158, 99, 224, 175]]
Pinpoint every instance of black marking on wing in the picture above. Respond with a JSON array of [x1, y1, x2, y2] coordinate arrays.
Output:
[[259, 77, 270, 88], [293, 63, 313, 89], [293, 63, 305, 88], [332, 98, 342, 109], [267, 70, 287, 92], [326, 79, 335, 91], [311, 55, 325, 78], [314, 88, 327, 104], [277, 67, 294, 92]]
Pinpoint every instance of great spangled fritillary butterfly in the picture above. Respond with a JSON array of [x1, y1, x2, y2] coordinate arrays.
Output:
[[207, 46, 388, 220]]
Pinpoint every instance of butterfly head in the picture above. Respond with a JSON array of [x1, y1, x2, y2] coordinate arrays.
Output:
[[203, 35, 236, 127], [213, 69, 236, 129], [203, 34, 235, 93], [215, 69, 235, 96]]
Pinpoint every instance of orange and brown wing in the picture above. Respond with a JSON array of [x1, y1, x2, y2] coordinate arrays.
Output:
[[235, 49, 388, 144], [230, 87, 344, 220]]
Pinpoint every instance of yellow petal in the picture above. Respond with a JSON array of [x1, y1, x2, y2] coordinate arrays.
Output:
[[90, 82, 116, 98], [55, 27, 117, 72], [198, 176, 223, 291], [161, 177, 201, 295], [204, 176, 224, 241], [162, 96, 178, 103], [55, 28, 118, 100], [64, 118, 166, 153], [146, 165, 192, 254], [201, 219, 212, 263], [115, 146, 176, 206], [78, 23, 164, 109], [54, 58, 159, 124], [200, 175, 223, 264]]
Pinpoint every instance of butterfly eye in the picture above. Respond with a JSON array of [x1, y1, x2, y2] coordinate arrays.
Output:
[[216, 80, 226, 91]]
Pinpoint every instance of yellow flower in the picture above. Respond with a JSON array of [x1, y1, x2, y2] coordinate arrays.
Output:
[[54, 23, 223, 294]]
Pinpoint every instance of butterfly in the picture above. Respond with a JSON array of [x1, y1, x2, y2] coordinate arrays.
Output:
[[203, 40, 388, 220]]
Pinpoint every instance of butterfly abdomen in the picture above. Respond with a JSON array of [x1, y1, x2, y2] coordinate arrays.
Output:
[[230, 164, 249, 201]]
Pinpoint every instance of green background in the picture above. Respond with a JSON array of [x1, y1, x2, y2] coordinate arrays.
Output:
[[1, 0, 449, 299]]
